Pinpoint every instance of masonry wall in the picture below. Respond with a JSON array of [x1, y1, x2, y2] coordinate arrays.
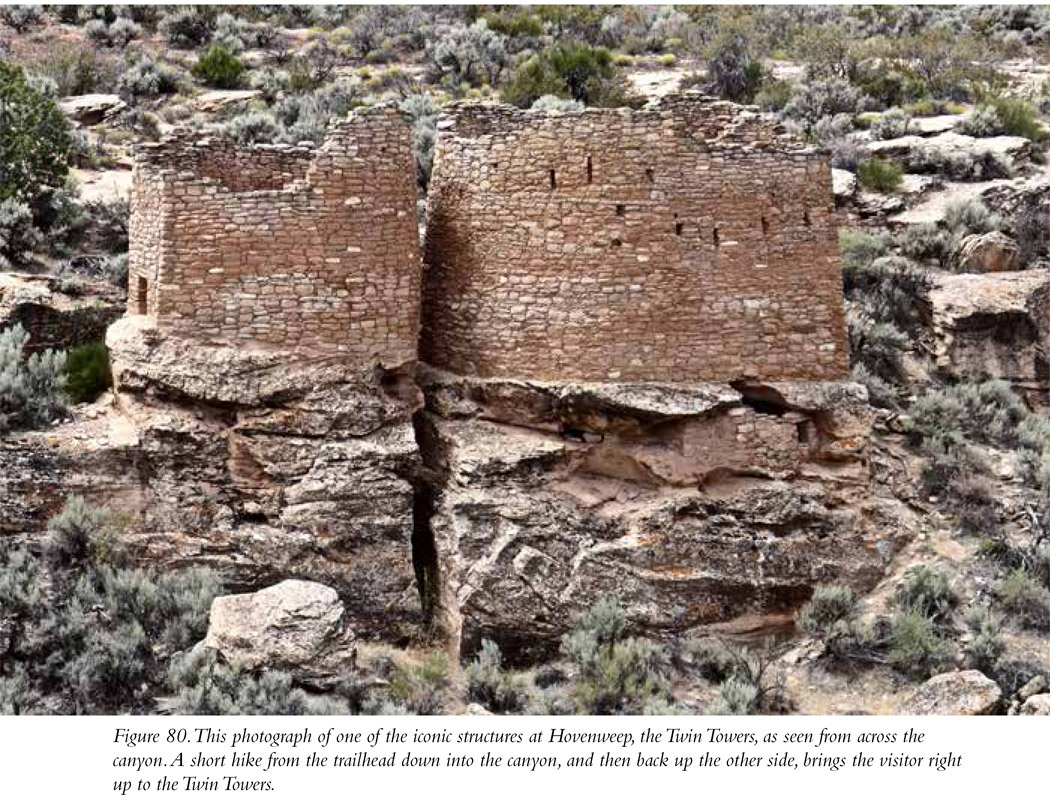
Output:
[[421, 95, 850, 383], [128, 106, 421, 363]]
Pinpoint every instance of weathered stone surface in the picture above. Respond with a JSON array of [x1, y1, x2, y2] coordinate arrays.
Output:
[[832, 168, 857, 200], [901, 670, 1002, 715], [1017, 674, 1047, 701], [867, 131, 1031, 162], [203, 580, 356, 686], [950, 232, 1021, 273], [928, 270, 1050, 406], [905, 115, 966, 136], [102, 321, 424, 640], [58, 93, 126, 126], [418, 373, 908, 660], [1019, 693, 1050, 715]]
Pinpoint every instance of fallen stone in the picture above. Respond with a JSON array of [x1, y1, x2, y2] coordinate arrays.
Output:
[[906, 115, 966, 136], [950, 232, 1021, 273], [1017, 675, 1047, 701], [203, 580, 357, 688], [58, 94, 126, 126], [832, 168, 858, 200], [901, 670, 1001, 715], [1019, 693, 1050, 715]]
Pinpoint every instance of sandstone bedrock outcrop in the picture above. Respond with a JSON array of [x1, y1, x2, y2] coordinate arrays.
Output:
[[416, 366, 912, 659], [99, 316, 424, 643]]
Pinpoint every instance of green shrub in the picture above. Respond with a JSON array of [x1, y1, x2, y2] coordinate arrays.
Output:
[[908, 380, 1029, 450], [997, 569, 1050, 631], [466, 639, 529, 714], [870, 108, 911, 140], [169, 646, 346, 715], [0, 323, 66, 434], [839, 230, 891, 277], [906, 146, 1011, 181], [705, 677, 757, 715], [191, 45, 244, 90], [62, 342, 112, 404], [561, 598, 671, 714], [384, 652, 452, 715], [44, 496, 115, 570], [684, 638, 739, 683], [501, 43, 636, 109], [857, 158, 903, 193], [0, 199, 43, 269], [973, 98, 1045, 141], [962, 605, 1005, 674], [400, 94, 439, 192], [886, 609, 953, 679], [948, 473, 998, 536], [223, 111, 280, 146], [944, 199, 1002, 238], [117, 56, 180, 103], [897, 222, 949, 264], [2, 497, 225, 713], [706, 28, 764, 103], [891, 566, 959, 622], [158, 7, 214, 48], [796, 585, 859, 638], [0, 5, 44, 33], [0, 63, 73, 205]]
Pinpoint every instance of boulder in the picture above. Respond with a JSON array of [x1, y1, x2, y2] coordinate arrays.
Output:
[[906, 115, 966, 136], [1017, 675, 1047, 701], [901, 670, 1001, 715], [58, 94, 126, 126], [203, 580, 357, 687], [1019, 694, 1050, 715], [950, 232, 1021, 273], [832, 168, 858, 200]]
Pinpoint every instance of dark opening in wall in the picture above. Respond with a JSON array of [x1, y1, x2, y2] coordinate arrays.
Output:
[[675, 215, 683, 236], [761, 216, 769, 236], [796, 421, 811, 444], [713, 227, 720, 247], [586, 155, 593, 184], [616, 204, 625, 217], [549, 169, 556, 189], [803, 209, 811, 226], [136, 276, 148, 315], [645, 168, 654, 183], [611, 238, 622, 248]]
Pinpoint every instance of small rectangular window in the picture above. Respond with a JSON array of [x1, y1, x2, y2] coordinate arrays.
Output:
[[586, 156, 593, 184], [616, 204, 625, 217], [136, 276, 148, 315], [549, 169, 556, 190], [645, 168, 654, 183]]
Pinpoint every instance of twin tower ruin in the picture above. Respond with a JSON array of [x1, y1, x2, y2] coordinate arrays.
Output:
[[120, 95, 872, 654], [128, 95, 849, 384]]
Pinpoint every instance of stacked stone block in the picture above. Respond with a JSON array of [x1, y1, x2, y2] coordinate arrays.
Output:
[[422, 94, 850, 383], [127, 105, 421, 364]]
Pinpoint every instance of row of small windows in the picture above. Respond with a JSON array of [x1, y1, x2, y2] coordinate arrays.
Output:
[[549, 158, 656, 189], [543, 163, 814, 233]]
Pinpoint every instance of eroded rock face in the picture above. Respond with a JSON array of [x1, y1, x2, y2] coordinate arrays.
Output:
[[901, 670, 1002, 715], [929, 270, 1050, 407], [417, 367, 912, 660], [101, 317, 424, 642], [203, 580, 356, 687]]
